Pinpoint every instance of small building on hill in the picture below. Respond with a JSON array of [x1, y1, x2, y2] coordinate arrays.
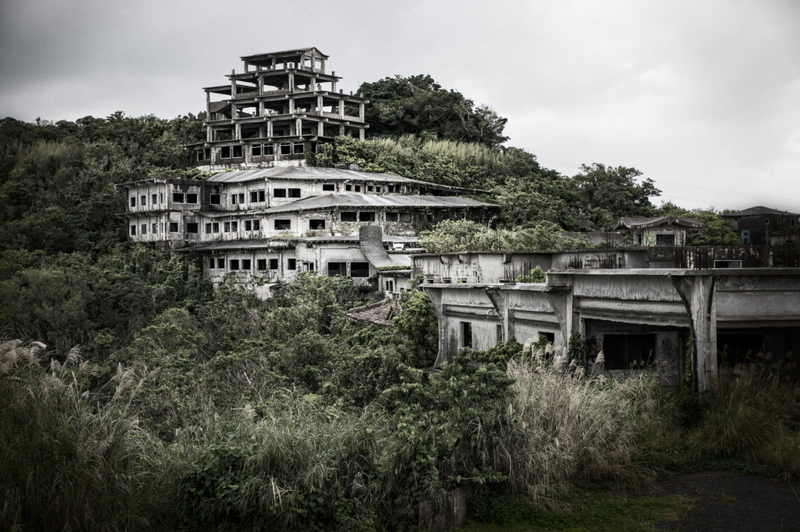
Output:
[[719, 206, 799, 245], [612, 216, 706, 246]]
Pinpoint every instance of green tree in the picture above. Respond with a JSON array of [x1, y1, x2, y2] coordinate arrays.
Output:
[[393, 289, 439, 368], [359, 75, 508, 147]]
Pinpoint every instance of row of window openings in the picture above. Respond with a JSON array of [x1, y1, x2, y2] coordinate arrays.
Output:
[[210, 258, 297, 271], [131, 222, 183, 235], [205, 219, 262, 233], [341, 212, 418, 222], [218, 143, 304, 159], [130, 193, 197, 207]]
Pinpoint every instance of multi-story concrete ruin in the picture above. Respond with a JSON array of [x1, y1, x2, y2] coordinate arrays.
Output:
[[185, 48, 369, 166]]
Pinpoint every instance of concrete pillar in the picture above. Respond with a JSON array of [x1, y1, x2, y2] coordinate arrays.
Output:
[[317, 95, 323, 113], [318, 121, 324, 136], [423, 287, 447, 368], [484, 288, 509, 344], [669, 273, 717, 392], [234, 123, 241, 140], [267, 121, 273, 138], [359, 128, 365, 141], [288, 72, 294, 92], [359, 103, 365, 121], [258, 76, 264, 96], [296, 118, 303, 136], [339, 125, 345, 136], [544, 287, 574, 348], [338, 100, 344, 118], [288, 99, 295, 113]]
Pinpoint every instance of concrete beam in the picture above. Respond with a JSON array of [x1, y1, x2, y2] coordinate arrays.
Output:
[[669, 273, 717, 392]]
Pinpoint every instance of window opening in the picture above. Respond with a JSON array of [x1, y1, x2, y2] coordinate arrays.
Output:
[[288, 188, 301, 198], [274, 188, 287, 198], [187, 223, 198, 234], [241, 259, 251, 270], [461, 322, 473, 349], [173, 193, 184, 203], [274, 219, 291, 230], [350, 262, 369, 277], [328, 262, 346, 277], [169, 222, 179, 232], [341, 212, 357, 222], [359, 212, 375, 222], [322, 184, 335, 191], [187, 193, 198, 203], [288, 258, 297, 270], [310, 219, 325, 230], [257, 259, 267, 271], [603, 334, 656, 370]]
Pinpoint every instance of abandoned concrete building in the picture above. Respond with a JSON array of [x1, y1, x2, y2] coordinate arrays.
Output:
[[115, 165, 495, 296], [720, 206, 800, 245], [423, 268, 800, 392], [612, 216, 706, 247], [185, 48, 369, 166]]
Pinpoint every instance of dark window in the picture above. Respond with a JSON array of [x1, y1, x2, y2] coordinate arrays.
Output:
[[232, 146, 243, 158], [224, 222, 231, 232], [656, 234, 675, 246], [386, 212, 399, 222], [426, 214, 434, 222], [288, 188, 301, 198], [257, 259, 267, 271], [461, 322, 473, 349], [388, 185, 394, 193], [253, 220, 260, 231], [354, 185, 361, 192], [187, 223, 198, 234], [310, 219, 325, 230], [250, 191, 258, 202], [293, 143, 304, 154], [400, 213, 412, 223], [130, 225, 136, 235], [173, 192, 184, 203], [376, 186, 382, 193], [280, 144, 291, 155], [322, 184, 335, 191], [140, 224, 147, 235], [212, 222, 219, 233], [217, 258, 225, 268], [152, 194, 157, 204], [152, 223, 157, 233], [385, 280, 394, 292], [245, 220, 252, 231], [269, 258, 279, 269], [209, 259, 215, 269], [345, 184, 352, 191], [130, 197, 136, 207], [241, 259, 251, 270], [328, 262, 346, 277], [231, 221, 238, 232], [259, 191, 265, 202], [603, 334, 656, 370], [210, 194, 221, 205], [359, 212, 375, 222], [169, 222, 179, 232], [263, 145, 274, 155], [187, 193, 198, 203], [274, 189, 287, 198], [367, 186, 374, 192], [274, 219, 291, 230], [718, 333, 765, 367], [288, 258, 297, 270], [350, 262, 369, 278], [231, 194, 238, 205], [141, 195, 146, 205], [205, 223, 212, 233], [341, 212, 357, 222], [238, 193, 245, 204], [251, 144, 261, 156], [230, 259, 240, 270], [220, 146, 231, 158]]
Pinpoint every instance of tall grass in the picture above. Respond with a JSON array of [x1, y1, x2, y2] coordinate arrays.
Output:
[[0, 339, 153, 532], [498, 347, 660, 505], [158, 394, 398, 531]]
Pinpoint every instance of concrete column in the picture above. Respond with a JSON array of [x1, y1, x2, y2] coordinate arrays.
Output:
[[258, 101, 264, 116], [359, 103, 365, 121], [423, 287, 447, 368], [231, 79, 237, 98], [544, 287, 573, 349], [267, 121, 273, 138], [288, 72, 294, 92], [339, 125, 345, 136], [207, 126, 213, 142], [258, 76, 264, 96], [234, 123, 241, 140], [318, 121, 324, 136], [669, 273, 717, 392], [359, 128, 365, 141], [332, 79, 337, 92], [317, 95, 323, 113], [296, 118, 303, 136], [338, 100, 344, 118], [484, 288, 509, 345], [288, 99, 295, 114]]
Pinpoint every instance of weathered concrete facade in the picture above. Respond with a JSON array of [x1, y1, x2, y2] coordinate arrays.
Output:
[[613, 217, 706, 247], [186, 48, 369, 166], [425, 269, 800, 392]]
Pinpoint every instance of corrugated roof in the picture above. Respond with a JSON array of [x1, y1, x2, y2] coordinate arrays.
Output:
[[262, 194, 496, 214], [206, 166, 419, 184], [612, 216, 707, 230], [720, 206, 799, 217]]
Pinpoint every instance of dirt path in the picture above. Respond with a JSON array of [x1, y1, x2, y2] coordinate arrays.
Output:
[[639, 471, 800, 531]]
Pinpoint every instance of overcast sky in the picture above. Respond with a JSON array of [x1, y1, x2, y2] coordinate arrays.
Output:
[[1, 0, 798, 213]]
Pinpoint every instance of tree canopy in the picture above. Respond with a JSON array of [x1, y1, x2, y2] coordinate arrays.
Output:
[[358, 74, 509, 147]]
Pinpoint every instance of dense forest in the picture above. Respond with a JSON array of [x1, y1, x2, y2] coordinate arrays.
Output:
[[0, 77, 794, 531]]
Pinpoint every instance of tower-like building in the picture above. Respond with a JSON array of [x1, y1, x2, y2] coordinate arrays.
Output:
[[188, 48, 369, 166]]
